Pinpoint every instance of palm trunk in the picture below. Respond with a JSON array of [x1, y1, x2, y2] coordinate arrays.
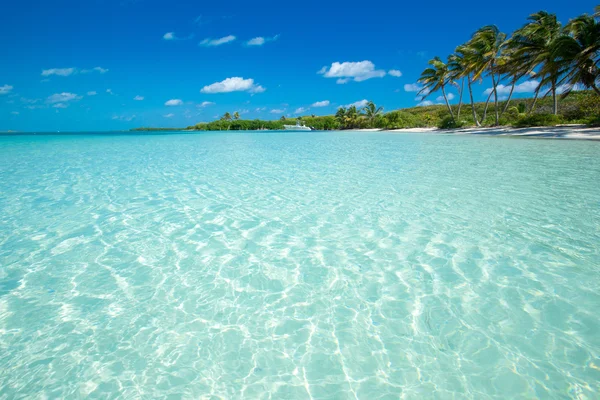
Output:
[[592, 84, 600, 96], [480, 89, 495, 125], [529, 90, 540, 114], [467, 75, 480, 127], [552, 78, 558, 115], [457, 77, 464, 121], [500, 81, 516, 118], [491, 67, 499, 126], [441, 85, 456, 122]]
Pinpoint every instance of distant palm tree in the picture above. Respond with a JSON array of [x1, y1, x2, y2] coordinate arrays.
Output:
[[507, 11, 562, 114], [280, 115, 286, 122], [418, 57, 456, 123], [233, 111, 240, 120], [553, 13, 600, 96], [335, 107, 347, 128], [450, 44, 482, 126], [363, 101, 383, 127], [222, 112, 232, 121], [345, 106, 361, 129]]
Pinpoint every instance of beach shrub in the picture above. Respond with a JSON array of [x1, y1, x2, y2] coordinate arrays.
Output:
[[437, 116, 466, 129], [513, 114, 563, 127]]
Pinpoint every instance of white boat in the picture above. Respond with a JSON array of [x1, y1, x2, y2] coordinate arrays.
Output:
[[283, 121, 312, 131]]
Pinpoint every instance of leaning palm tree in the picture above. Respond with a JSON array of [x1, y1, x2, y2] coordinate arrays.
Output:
[[418, 57, 456, 123], [553, 13, 600, 96], [507, 11, 562, 114], [470, 25, 508, 126], [363, 101, 384, 127], [451, 44, 485, 126], [222, 112, 232, 121], [233, 111, 240, 120]]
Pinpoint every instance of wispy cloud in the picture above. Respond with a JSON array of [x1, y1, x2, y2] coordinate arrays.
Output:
[[165, 99, 183, 106], [484, 80, 539, 96], [345, 99, 369, 108], [87, 91, 97, 96], [81, 67, 109, 74], [163, 32, 193, 41], [164, 113, 175, 118], [417, 100, 434, 107], [42, 67, 108, 77], [0, 84, 13, 95], [318, 61, 386, 83], [134, 95, 144, 101], [311, 100, 330, 107], [47, 92, 82, 104], [11, 111, 19, 115], [53, 103, 69, 109], [389, 69, 402, 77], [294, 107, 308, 114], [106, 89, 114, 95], [112, 114, 136, 122], [199, 35, 236, 47], [42, 68, 76, 77], [270, 108, 285, 114], [246, 34, 280, 46], [436, 93, 455, 102], [201, 77, 265, 94], [404, 83, 424, 92], [197, 101, 215, 107]]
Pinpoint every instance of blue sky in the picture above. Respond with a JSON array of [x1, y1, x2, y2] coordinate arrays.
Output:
[[1, 0, 597, 131]]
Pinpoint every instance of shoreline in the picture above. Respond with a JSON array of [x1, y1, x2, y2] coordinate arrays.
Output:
[[354, 125, 600, 140]]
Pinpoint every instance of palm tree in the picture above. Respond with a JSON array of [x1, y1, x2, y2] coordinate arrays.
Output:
[[233, 111, 240, 120], [507, 11, 562, 114], [363, 101, 383, 127], [222, 112, 232, 121], [335, 107, 347, 128], [470, 25, 508, 125], [418, 57, 456, 123], [553, 13, 600, 96], [450, 44, 484, 126], [345, 106, 361, 129]]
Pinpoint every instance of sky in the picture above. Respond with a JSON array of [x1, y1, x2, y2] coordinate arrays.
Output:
[[1, 0, 598, 131]]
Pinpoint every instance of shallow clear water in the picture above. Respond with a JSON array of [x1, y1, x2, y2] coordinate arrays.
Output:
[[1, 131, 599, 399]]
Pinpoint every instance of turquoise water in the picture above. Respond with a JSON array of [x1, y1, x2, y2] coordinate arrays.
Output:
[[1, 131, 599, 399]]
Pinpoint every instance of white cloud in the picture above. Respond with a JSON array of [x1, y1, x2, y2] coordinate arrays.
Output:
[[336, 78, 350, 84], [197, 101, 215, 107], [255, 107, 266, 112], [87, 91, 97, 96], [0, 84, 13, 95], [165, 99, 183, 106], [106, 89, 114, 95], [389, 69, 402, 77], [199, 35, 236, 47], [270, 108, 285, 114], [311, 100, 330, 107], [81, 67, 108, 74], [164, 113, 175, 118], [47, 92, 81, 104], [484, 80, 539, 96], [318, 61, 386, 83], [404, 83, 423, 92], [112, 115, 136, 122], [417, 100, 434, 107], [134, 95, 144, 101], [41, 68, 76, 77], [11, 111, 19, 115], [294, 107, 308, 114], [345, 99, 369, 108], [163, 32, 175, 40], [200, 77, 265, 94], [246, 34, 280, 46], [42, 67, 107, 76], [436, 93, 455, 102], [53, 103, 68, 108]]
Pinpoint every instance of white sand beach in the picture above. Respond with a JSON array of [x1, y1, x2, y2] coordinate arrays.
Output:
[[361, 125, 600, 140]]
